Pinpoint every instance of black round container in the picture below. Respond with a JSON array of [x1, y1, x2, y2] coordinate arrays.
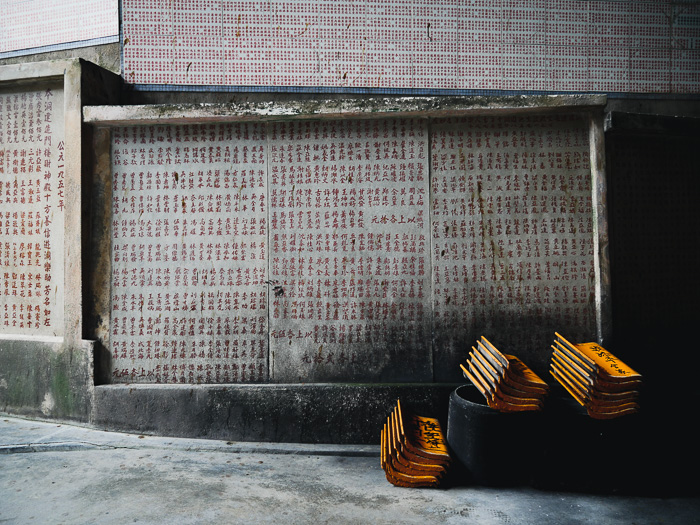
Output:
[[447, 385, 544, 486]]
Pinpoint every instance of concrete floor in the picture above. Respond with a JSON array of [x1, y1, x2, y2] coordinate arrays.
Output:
[[1, 416, 698, 525]]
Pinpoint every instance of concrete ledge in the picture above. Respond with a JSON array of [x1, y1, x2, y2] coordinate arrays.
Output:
[[83, 94, 606, 126], [93, 383, 459, 444]]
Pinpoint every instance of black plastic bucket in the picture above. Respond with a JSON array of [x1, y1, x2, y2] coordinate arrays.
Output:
[[447, 385, 544, 486]]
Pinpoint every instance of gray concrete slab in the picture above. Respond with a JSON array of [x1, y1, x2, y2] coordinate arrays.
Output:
[[1, 416, 699, 525]]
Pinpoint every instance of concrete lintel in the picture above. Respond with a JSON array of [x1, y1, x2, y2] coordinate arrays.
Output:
[[0, 58, 81, 85], [93, 383, 459, 444], [83, 94, 607, 126]]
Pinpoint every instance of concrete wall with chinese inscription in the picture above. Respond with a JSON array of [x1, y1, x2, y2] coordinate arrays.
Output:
[[102, 108, 603, 385], [431, 114, 596, 377], [0, 60, 121, 422], [0, 86, 65, 337], [268, 119, 431, 382], [110, 123, 269, 384]]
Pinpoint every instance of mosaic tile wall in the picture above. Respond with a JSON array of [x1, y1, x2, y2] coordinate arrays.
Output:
[[0, 0, 118, 56], [121, 0, 700, 93]]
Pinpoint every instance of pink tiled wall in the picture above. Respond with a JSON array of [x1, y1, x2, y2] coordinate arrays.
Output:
[[0, 0, 118, 54], [2, 0, 696, 93], [121, 0, 700, 93]]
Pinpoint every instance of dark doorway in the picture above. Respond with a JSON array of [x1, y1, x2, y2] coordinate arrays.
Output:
[[606, 112, 700, 395]]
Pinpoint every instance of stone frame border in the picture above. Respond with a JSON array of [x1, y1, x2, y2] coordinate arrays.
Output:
[[83, 94, 611, 386], [0, 60, 83, 344]]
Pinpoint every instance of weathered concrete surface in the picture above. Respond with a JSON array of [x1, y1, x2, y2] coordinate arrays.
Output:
[[268, 118, 433, 382], [93, 383, 458, 444], [87, 102, 609, 386], [0, 339, 93, 422], [107, 122, 270, 384], [83, 94, 606, 125], [1, 416, 699, 525], [0, 43, 121, 76], [430, 113, 599, 380]]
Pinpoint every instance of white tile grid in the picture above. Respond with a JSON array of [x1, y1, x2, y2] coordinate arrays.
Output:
[[589, 45, 629, 93], [673, 4, 700, 49], [672, 49, 700, 94], [120, 0, 698, 93], [630, 47, 671, 93], [0, 0, 117, 53], [174, 35, 223, 85], [317, 41, 357, 86], [548, 45, 590, 92], [671, 5, 700, 93]]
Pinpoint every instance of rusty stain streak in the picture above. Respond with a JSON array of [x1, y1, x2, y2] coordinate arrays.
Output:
[[294, 22, 310, 37], [475, 180, 485, 216]]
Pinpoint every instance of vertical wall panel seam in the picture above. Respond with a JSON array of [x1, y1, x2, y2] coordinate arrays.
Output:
[[265, 121, 272, 381], [427, 116, 435, 383]]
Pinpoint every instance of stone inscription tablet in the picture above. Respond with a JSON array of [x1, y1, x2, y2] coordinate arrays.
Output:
[[268, 119, 432, 382], [0, 87, 65, 337], [107, 112, 601, 384], [431, 114, 596, 380], [110, 123, 268, 383]]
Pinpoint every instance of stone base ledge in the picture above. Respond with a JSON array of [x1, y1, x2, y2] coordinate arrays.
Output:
[[93, 383, 459, 445], [0, 339, 94, 422]]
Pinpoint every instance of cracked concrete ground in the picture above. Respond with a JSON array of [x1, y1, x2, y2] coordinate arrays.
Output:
[[1, 416, 699, 525]]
